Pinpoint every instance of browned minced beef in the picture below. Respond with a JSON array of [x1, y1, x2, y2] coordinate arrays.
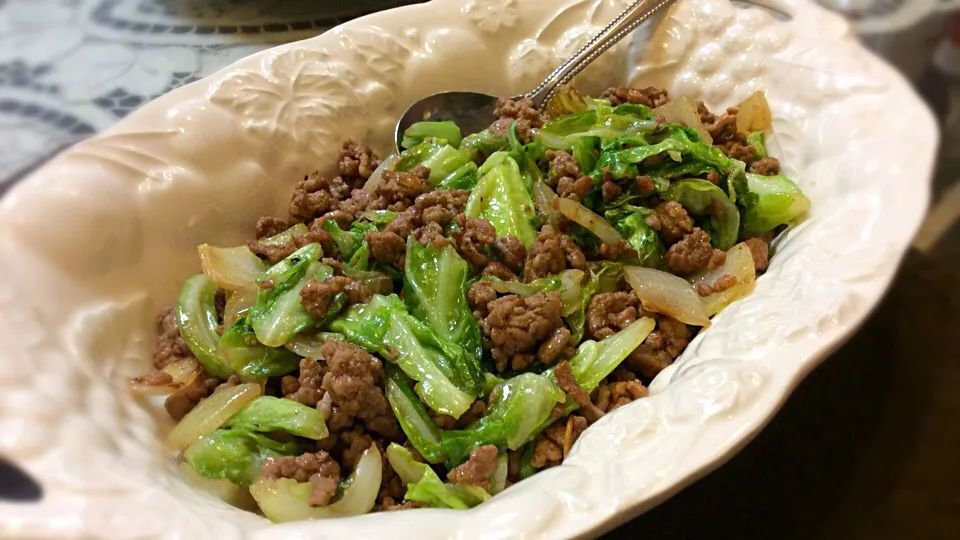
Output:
[[366, 230, 407, 269], [466, 280, 498, 319], [482, 261, 518, 282], [529, 414, 588, 470], [601, 179, 622, 202], [524, 225, 586, 281], [248, 219, 335, 263], [697, 274, 739, 297], [601, 86, 669, 108], [325, 188, 388, 229], [414, 189, 470, 227], [320, 339, 400, 439], [282, 357, 326, 407], [493, 236, 526, 274], [261, 450, 342, 507], [375, 165, 431, 211], [553, 360, 604, 422], [381, 498, 427, 511], [300, 276, 371, 320], [547, 150, 580, 182], [743, 236, 770, 272], [748, 157, 781, 176], [665, 228, 726, 276], [154, 306, 193, 369], [339, 139, 380, 190], [164, 371, 221, 421], [447, 444, 499, 489], [645, 201, 694, 245], [254, 216, 297, 239], [546, 149, 594, 201], [489, 97, 544, 144], [450, 214, 497, 268], [557, 174, 594, 202], [538, 327, 572, 366], [635, 175, 656, 195], [585, 291, 691, 380], [290, 172, 353, 222], [480, 292, 565, 372], [592, 370, 649, 412]]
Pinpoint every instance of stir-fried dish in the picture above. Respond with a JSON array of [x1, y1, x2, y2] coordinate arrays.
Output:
[[131, 85, 810, 521]]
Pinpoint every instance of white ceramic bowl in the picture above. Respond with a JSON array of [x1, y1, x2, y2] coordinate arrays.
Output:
[[0, 0, 937, 538]]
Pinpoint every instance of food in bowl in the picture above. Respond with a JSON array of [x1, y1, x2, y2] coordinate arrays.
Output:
[[130, 85, 809, 521]]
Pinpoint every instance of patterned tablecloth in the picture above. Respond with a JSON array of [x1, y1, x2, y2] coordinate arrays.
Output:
[[0, 0, 420, 187]]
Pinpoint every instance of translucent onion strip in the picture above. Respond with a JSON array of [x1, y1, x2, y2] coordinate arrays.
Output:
[[166, 382, 261, 451], [363, 154, 400, 192], [623, 266, 711, 327], [555, 197, 624, 246], [127, 357, 202, 396], [197, 245, 267, 291]]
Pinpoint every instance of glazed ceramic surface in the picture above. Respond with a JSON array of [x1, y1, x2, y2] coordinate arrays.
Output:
[[0, 0, 937, 538]]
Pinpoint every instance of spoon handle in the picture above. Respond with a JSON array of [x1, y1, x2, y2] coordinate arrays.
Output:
[[525, 0, 677, 110]]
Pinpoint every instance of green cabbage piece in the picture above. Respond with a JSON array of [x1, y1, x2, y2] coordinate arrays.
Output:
[[739, 173, 811, 235], [226, 396, 329, 440], [385, 444, 489, 509], [184, 429, 300, 485], [401, 121, 463, 149], [662, 179, 740, 250], [176, 274, 234, 378], [464, 152, 537, 248], [217, 317, 300, 377]]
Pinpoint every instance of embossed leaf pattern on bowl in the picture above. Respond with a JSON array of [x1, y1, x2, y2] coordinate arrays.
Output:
[[0, 0, 937, 538]]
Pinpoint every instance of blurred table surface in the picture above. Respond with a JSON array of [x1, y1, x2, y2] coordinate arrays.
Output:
[[1, 1, 958, 539]]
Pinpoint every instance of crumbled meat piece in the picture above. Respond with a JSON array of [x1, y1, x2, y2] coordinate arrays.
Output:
[[415, 189, 469, 225], [320, 339, 399, 439], [557, 175, 594, 201], [652, 201, 694, 245], [285, 357, 327, 407], [308, 476, 340, 507], [429, 410, 457, 430], [450, 214, 497, 267], [301, 276, 371, 320], [339, 139, 380, 189], [154, 307, 193, 369], [554, 361, 605, 423], [467, 280, 498, 318], [375, 166, 431, 210], [547, 150, 581, 180], [384, 208, 420, 238], [494, 235, 526, 273], [380, 498, 426, 511], [163, 372, 221, 421], [481, 292, 564, 371], [316, 392, 354, 434], [413, 221, 449, 248], [367, 230, 407, 269], [290, 172, 352, 221], [524, 225, 586, 281], [665, 228, 724, 276], [328, 188, 389, 229], [748, 156, 781, 176], [696, 274, 739, 296], [339, 426, 375, 471], [448, 445, 499, 488], [598, 241, 636, 261], [248, 220, 335, 263], [743, 236, 770, 272], [537, 327, 571, 365], [586, 292, 639, 340], [593, 378, 649, 412], [601, 86, 669, 108], [490, 97, 544, 144], [635, 175, 656, 195], [626, 316, 691, 379], [601, 180, 622, 201], [704, 171, 722, 185], [530, 414, 589, 469], [696, 101, 717, 126], [255, 216, 297, 239], [261, 450, 341, 483], [483, 261, 518, 282], [378, 451, 406, 503], [707, 107, 740, 142], [721, 140, 756, 162], [457, 400, 487, 429]]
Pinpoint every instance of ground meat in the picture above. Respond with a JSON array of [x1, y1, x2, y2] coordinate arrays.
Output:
[[556, 175, 594, 201], [447, 445, 498, 488], [704, 170, 722, 185], [696, 274, 739, 296], [547, 150, 581, 181], [153, 307, 193, 369], [537, 327, 571, 365], [163, 372, 221, 421], [748, 157, 781, 176], [482, 261, 518, 282], [524, 225, 586, 281], [490, 97, 544, 144], [450, 214, 497, 268], [554, 361, 605, 422], [301, 276, 372, 320], [467, 281, 498, 318], [308, 476, 340, 507], [284, 357, 327, 407], [743, 236, 770, 272], [601, 86, 669, 108], [601, 180, 622, 201], [494, 235, 526, 273], [481, 292, 565, 371], [380, 498, 427, 511], [374, 165, 431, 211], [650, 201, 694, 245], [696, 101, 717, 126], [339, 139, 380, 189], [665, 228, 724, 276], [339, 426, 374, 471], [592, 377, 649, 412], [328, 188, 388, 229], [261, 450, 341, 483], [367, 230, 406, 269], [415, 189, 469, 226], [410, 221, 447, 248], [320, 339, 399, 439], [626, 316, 691, 379], [530, 414, 589, 469], [586, 292, 640, 340], [248, 220, 335, 263], [457, 400, 487, 429], [254, 216, 297, 239], [721, 140, 756, 162], [635, 175, 656, 195], [290, 172, 352, 221]]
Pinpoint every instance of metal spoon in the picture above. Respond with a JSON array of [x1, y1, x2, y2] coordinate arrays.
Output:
[[394, 0, 676, 151]]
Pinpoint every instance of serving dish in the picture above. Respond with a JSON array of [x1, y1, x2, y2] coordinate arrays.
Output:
[[0, 0, 936, 538]]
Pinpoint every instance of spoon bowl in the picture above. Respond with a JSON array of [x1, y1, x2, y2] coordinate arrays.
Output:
[[395, 91, 506, 150]]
